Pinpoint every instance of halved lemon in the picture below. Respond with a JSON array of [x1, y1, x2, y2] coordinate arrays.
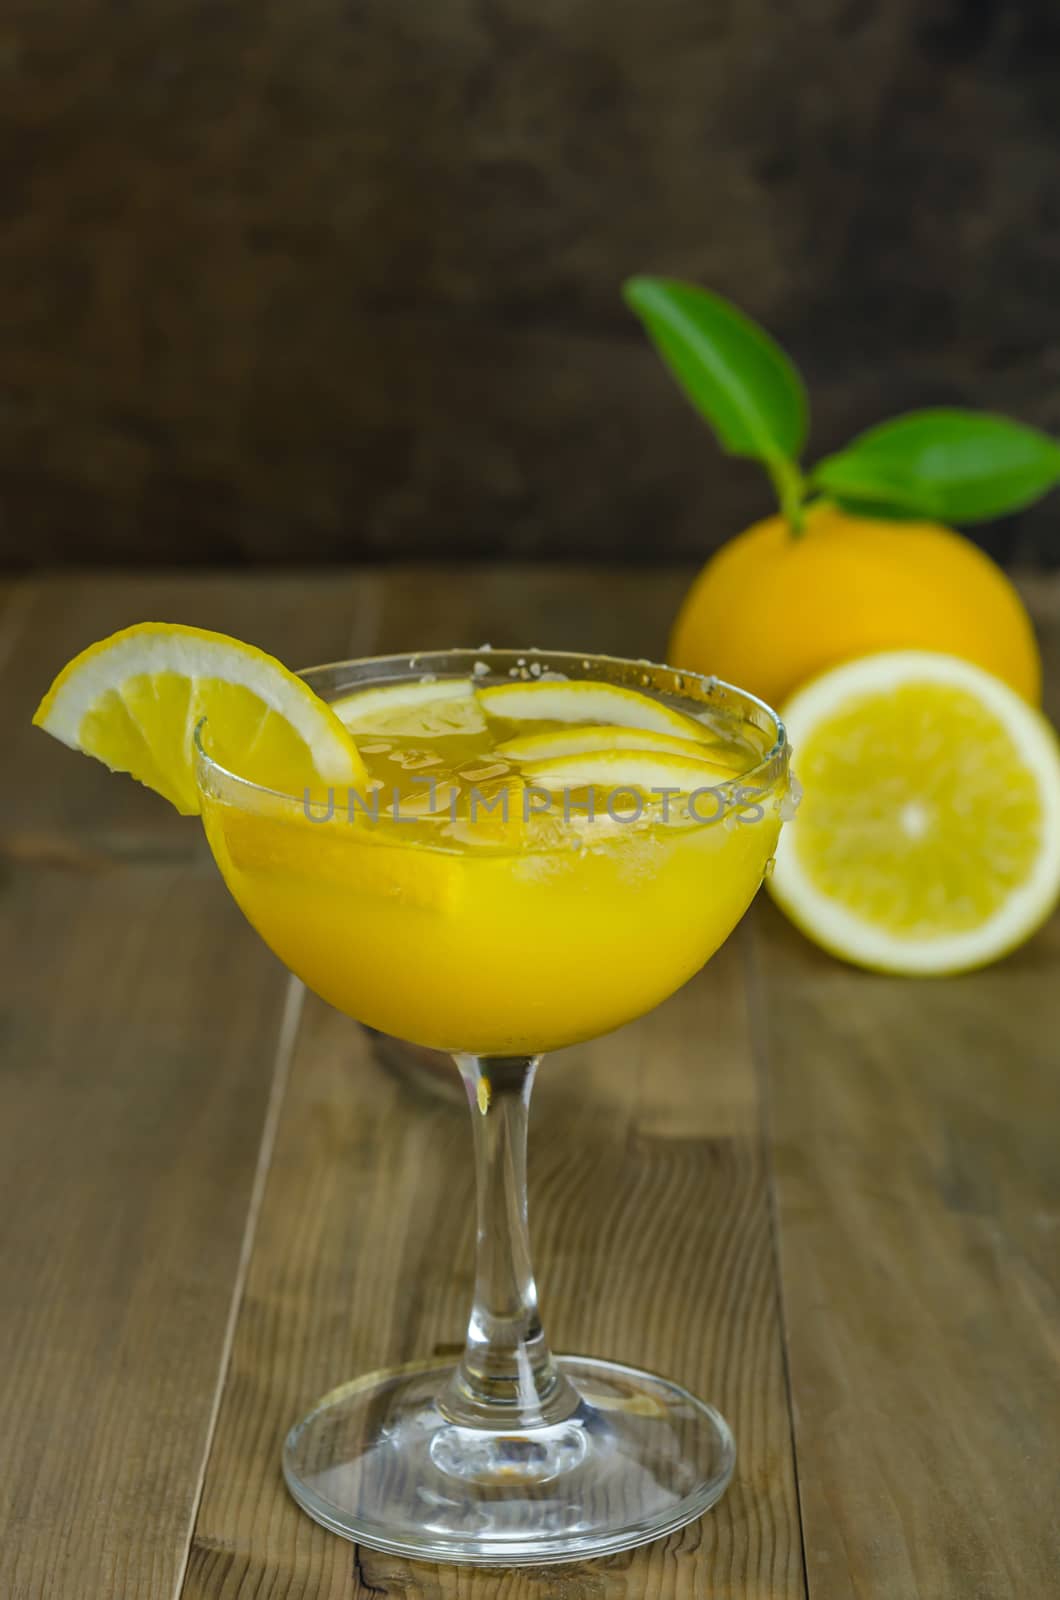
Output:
[[477, 679, 713, 741], [769, 651, 1060, 974], [521, 748, 738, 796], [497, 722, 748, 770], [331, 677, 486, 737], [33, 623, 366, 815]]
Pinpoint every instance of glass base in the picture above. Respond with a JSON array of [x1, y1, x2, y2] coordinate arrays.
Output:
[[283, 1355, 735, 1565]]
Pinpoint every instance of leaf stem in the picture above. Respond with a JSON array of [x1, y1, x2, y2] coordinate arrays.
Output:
[[766, 457, 808, 535]]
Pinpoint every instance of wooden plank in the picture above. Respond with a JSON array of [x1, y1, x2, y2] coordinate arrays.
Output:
[[372, 562, 689, 660], [0, 858, 301, 1600], [0, 574, 367, 1600], [181, 566, 803, 1598], [754, 910, 1060, 1598], [1015, 569, 1060, 724], [752, 573, 1060, 1598]]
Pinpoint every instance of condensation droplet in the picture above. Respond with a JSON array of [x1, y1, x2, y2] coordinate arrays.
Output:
[[778, 774, 803, 822]]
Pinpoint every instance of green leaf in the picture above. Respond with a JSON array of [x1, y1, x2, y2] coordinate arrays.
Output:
[[623, 277, 809, 466], [812, 409, 1060, 524], [803, 496, 924, 524]]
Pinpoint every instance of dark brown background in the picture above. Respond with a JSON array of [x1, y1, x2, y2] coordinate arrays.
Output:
[[2, 0, 1058, 569]]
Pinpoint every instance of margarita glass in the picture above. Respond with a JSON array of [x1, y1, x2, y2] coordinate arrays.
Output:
[[195, 648, 790, 1565]]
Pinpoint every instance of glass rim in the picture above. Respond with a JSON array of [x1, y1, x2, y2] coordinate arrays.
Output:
[[192, 645, 790, 820]]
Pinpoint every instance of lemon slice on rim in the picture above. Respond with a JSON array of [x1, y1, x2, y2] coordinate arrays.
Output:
[[769, 650, 1060, 974], [33, 623, 366, 815], [477, 679, 713, 741], [332, 677, 486, 737], [497, 722, 749, 770]]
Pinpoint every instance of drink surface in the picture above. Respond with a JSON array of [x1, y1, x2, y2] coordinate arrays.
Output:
[[199, 672, 786, 1053]]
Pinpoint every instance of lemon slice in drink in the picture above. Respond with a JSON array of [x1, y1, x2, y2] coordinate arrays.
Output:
[[33, 623, 366, 815], [478, 679, 713, 741], [498, 722, 748, 769], [522, 748, 739, 795], [332, 678, 486, 737], [769, 651, 1060, 974]]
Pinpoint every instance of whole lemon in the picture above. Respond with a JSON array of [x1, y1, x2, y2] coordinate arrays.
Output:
[[669, 504, 1041, 708]]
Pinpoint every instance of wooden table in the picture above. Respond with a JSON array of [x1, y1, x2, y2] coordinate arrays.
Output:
[[2, 567, 1057, 1600]]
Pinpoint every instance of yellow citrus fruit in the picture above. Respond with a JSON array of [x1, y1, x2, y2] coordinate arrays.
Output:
[[768, 650, 1060, 974], [331, 677, 488, 737], [478, 678, 714, 740], [496, 723, 747, 769], [520, 747, 743, 793], [670, 504, 1041, 709], [33, 622, 366, 814]]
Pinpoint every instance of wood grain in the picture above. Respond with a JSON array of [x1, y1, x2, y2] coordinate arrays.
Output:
[[0, 574, 366, 1599], [1016, 569, 1060, 724], [178, 567, 803, 1598], [752, 909, 1060, 1598], [370, 562, 689, 661], [0, 857, 296, 1600]]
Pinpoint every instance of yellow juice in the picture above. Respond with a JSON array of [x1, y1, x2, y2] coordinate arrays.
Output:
[[200, 679, 784, 1054]]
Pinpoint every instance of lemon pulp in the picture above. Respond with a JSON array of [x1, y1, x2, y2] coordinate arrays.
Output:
[[769, 651, 1060, 974]]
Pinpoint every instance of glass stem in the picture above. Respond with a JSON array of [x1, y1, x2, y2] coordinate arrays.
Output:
[[439, 1055, 580, 1430]]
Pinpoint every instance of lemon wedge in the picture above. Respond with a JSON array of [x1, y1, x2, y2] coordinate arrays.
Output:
[[33, 622, 366, 814], [769, 650, 1060, 974], [331, 677, 486, 737], [497, 722, 748, 770], [477, 679, 713, 741]]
